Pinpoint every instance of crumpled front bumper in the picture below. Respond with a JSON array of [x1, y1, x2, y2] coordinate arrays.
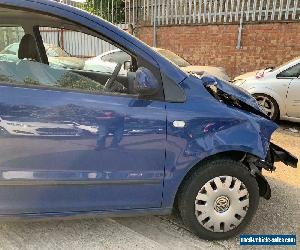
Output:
[[268, 142, 298, 168], [247, 143, 298, 200]]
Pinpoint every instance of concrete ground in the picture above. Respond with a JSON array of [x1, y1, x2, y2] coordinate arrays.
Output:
[[0, 121, 299, 250]]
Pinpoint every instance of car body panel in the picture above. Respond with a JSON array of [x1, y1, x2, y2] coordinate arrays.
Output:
[[0, 0, 296, 219], [0, 84, 166, 214], [244, 81, 290, 118], [234, 70, 257, 80], [286, 78, 300, 118], [163, 75, 279, 207], [49, 56, 85, 70], [153, 48, 230, 81], [201, 75, 265, 114], [84, 50, 128, 75]]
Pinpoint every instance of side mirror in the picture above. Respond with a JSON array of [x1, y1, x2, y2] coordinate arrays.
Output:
[[133, 67, 160, 96], [124, 61, 131, 71]]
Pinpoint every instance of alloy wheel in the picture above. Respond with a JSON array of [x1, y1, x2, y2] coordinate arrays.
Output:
[[255, 95, 275, 119]]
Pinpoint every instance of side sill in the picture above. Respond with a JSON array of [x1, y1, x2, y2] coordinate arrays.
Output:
[[0, 207, 173, 222]]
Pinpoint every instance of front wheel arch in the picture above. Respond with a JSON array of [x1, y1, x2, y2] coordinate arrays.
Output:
[[173, 151, 267, 212], [252, 93, 280, 120], [173, 151, 246, 210], [176, 157, 260, 239]]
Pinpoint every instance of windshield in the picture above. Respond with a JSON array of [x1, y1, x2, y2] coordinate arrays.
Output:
[[157, 49, 190, 67]]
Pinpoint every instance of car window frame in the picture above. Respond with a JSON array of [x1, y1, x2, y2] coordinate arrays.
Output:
[[36, 26, 166, 101], [276, 63, 300, 79], [0, 6, 166, 101], [0, 30, 163, 101]]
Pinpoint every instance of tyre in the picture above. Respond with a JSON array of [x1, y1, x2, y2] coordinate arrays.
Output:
[[253, 94, 279, 121], [178, 159, 259, 240]]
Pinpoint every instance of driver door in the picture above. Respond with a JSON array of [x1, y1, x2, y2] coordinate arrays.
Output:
[[0, 24, 166, 214]]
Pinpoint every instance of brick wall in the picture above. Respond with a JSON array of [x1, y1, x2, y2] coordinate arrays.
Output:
[[136, 22, 300, 78]]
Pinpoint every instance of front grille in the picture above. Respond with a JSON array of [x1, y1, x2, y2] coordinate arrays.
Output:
[[36, 127, 78, 136]]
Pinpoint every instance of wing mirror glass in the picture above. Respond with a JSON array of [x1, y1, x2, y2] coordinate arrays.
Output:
[[132, 67, 160, 96]]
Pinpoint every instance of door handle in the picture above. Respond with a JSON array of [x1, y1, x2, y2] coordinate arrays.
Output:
[[173, 120, 186, 128]]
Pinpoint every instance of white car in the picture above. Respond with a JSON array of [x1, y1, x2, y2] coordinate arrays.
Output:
[[84, 48, 230, 81], [154, 48, 230, 81], [233, 57, 300, 122], [0, 117, 81, 136], [0, 43, 85, 70], [84, 49, 128, 75], [0, 117, 101, 137]]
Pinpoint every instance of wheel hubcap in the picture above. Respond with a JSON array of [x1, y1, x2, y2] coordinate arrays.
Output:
[[214, 196, 230, 213], [195, 176, 249, 233], [256, 96, 275, 118]]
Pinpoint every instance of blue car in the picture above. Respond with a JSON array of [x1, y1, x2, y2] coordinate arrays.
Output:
[[0, 0, 297, 240]]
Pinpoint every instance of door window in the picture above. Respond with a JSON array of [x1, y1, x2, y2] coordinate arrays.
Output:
[[0, 24, 163, 100], [0, 27, 133, 96]]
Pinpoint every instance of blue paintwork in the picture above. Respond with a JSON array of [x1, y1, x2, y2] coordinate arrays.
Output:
[[163, 75, 278, 207], [0, 0, 280, 217], [201, 75, 266, 114], [0, 86, 166, 214]]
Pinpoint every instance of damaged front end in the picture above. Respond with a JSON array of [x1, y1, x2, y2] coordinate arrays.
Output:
[[201, 74, 269, 119], [244, 143, 298, 199], [200, 75, 298, 199]]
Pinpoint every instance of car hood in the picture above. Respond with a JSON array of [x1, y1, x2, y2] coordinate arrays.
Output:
[[234, 70, 258, 80], [235, 68, 273, 80], [49, 57, 85, 70], [200, 74, 268, 118], [181, 65, 230, 81]]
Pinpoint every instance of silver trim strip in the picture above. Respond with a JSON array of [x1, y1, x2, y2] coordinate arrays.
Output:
[[0, 179, 161, 186]]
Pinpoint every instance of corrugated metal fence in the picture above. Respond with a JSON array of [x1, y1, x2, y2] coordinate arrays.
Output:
[[40, 25, 127, 58], [49, 0, 127, 57]]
